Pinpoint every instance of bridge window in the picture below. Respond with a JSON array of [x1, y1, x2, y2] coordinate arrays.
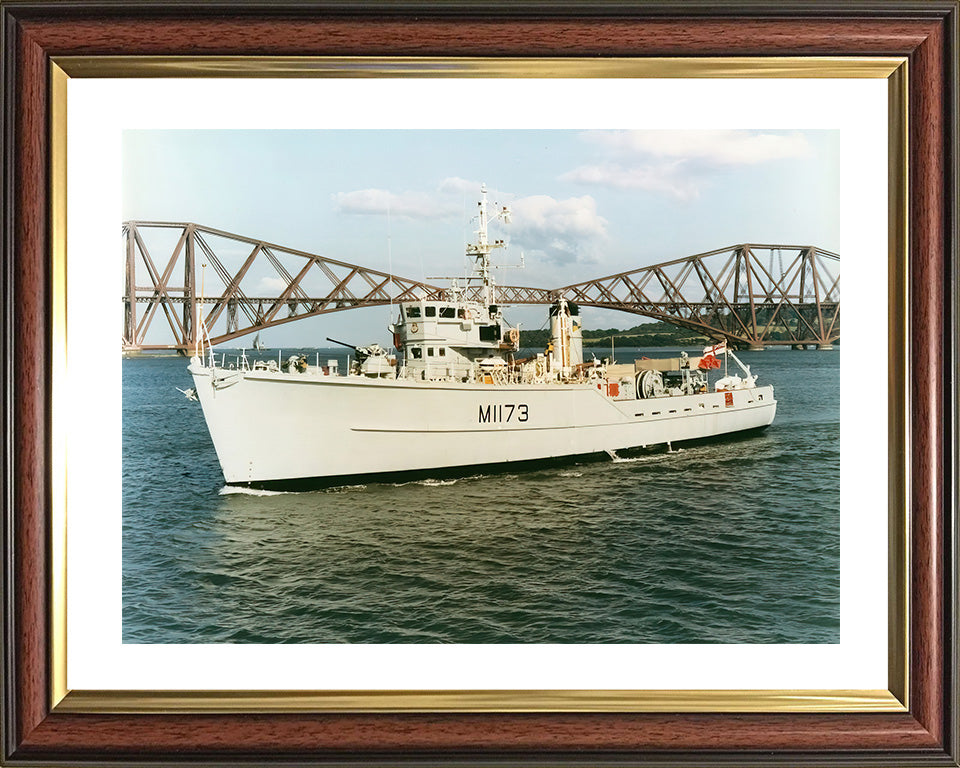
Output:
[[406, 306, 421, 319], [440, 307, 456, 319], [411, 347, 422, 359], [427, 347, 435, 357], [439, 347, 447, 357], [479, 324, 501, 342], [425, 306, 437, 317]]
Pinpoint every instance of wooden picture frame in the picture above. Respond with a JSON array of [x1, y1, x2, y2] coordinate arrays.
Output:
[[2, 1, 957, 765]]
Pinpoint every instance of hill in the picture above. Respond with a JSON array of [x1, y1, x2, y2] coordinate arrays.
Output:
[[519, 320, 710, 349]]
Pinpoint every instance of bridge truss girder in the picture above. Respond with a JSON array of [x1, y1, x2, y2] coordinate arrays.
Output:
[[123, 223, 839, 351], [556, 244, 840, 348], [122, 222, 444, 351]]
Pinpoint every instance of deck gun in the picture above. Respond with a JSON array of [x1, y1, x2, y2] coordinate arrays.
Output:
[[327, 337, 389, 361], [327, 337, 394, 378]]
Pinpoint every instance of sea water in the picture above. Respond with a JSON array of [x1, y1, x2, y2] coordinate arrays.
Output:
[[122, 347, 839, 643]]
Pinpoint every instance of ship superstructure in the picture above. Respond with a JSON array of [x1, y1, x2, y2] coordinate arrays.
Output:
[[386, 184, 523, 383], [187, 186, 777, 487]]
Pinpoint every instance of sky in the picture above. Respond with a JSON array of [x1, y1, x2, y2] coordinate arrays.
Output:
[[123, 129, 841, 347]]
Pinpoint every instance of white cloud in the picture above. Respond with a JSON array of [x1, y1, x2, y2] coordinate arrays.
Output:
[[509, 194, 607, 266], [564, 130, 815, 200], [438, 176, 479, 194], [333, 184, 608, 266], [585, 130, 813, 166], [560, 161, 700, 201], [333, 188, 460, 219], [256, 276, 287, 293], [334, 179, 496, 220]]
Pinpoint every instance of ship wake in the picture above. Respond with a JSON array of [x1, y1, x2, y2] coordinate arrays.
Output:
[[219, 485, 290, 496]]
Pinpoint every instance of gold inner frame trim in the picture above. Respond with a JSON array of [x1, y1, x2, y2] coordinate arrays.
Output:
[[49, 55, 910, 715], [57, 688, 903, 714], [50, 61, 69, 710], [53, 55, 905, 79], [886, 60, 910, 709]]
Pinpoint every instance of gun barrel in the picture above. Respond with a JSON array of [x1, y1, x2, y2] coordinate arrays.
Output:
[[326, 337, 358, 351]]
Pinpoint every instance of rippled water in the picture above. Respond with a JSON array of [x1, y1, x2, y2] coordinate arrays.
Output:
[[123, 347, 839, 643]]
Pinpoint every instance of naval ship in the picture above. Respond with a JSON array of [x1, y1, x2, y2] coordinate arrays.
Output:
[[186, 186, 777, 488]]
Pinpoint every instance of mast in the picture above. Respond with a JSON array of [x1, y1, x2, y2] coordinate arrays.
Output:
[[465, 184, 509, 307]]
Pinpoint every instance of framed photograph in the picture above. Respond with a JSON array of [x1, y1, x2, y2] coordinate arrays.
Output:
[[2, 2, 956, 766]]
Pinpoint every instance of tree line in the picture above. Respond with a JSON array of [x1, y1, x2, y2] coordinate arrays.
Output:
[[518, 320, 710, 349]]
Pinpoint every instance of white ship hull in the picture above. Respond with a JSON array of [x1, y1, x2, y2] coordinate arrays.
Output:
[[188, 361, 777, 487]]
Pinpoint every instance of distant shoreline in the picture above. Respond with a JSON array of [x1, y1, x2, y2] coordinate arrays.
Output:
[[123, 316, 838, 357]]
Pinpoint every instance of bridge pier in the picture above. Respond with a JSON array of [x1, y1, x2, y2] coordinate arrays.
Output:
[[817, 344, 835, 351], [748, 344, 765, 351]]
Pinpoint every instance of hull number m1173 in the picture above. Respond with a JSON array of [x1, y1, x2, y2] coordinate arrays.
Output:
[[479, 404, 529, 423]]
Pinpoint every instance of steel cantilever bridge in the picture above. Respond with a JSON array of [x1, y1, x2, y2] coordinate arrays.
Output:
[[122, 221, 840, 353]]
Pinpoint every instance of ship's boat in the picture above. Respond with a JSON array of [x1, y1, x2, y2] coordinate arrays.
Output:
[[187, 186, 777, 488]]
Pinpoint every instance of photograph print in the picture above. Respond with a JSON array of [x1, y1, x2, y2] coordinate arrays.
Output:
[[121, 127, 841, 645]]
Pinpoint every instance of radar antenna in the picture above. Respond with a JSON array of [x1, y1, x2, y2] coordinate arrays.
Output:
[[465, 183, 512, 306], [430, 184, 522, 305]]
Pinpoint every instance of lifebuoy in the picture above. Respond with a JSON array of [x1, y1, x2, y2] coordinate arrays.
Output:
[[411, 322, 419, 333], [508, 328, 520, 344]]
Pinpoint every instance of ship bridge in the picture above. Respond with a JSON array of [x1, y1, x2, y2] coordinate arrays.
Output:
[[122, 221, 839, 353]]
